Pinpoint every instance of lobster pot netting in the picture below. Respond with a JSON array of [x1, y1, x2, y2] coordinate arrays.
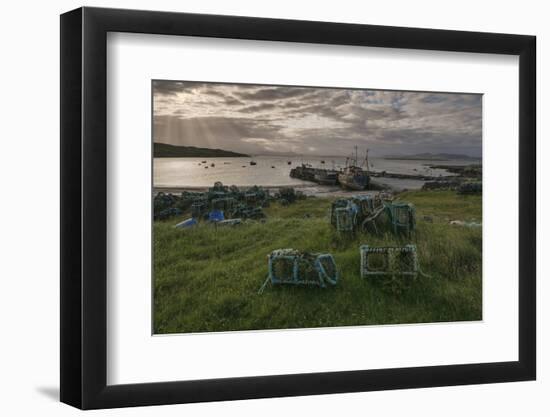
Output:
[[330, 199, 350, 226], [270, 256, 295, 282], [335, 207, 357, 232], [191, 200, 208, 218], [388, 203, 416, 236], [360, 245, 418, 279], [211, 197, 236, 211], [268, 249, 339, 287], [318, 255, 337, 281], [352, 194, 379, 216]]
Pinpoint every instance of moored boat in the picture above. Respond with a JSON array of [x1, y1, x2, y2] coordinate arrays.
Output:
[[338, 166, 369, 190], [314, 170, 338, 185], [337, 146, 370, 190]]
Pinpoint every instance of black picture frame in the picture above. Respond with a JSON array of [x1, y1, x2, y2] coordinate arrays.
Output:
[[60, 6, 536, 410]]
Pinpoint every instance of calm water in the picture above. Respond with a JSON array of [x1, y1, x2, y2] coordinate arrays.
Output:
[[154, 155, 474, 190]]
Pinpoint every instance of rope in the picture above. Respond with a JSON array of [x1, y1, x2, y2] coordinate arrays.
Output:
[[257, 275, 270, 294], [418, 267, 432, 279]]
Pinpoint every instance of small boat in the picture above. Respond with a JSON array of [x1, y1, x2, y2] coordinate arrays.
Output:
[[250, 161, 257, 166], [321, 160, 325, 164], [211, 163, 215, 167], [271, 166, 276, 169], [287, 161, 292, 165], [201, 160, 207, 163], [204, 166, 209, 169]]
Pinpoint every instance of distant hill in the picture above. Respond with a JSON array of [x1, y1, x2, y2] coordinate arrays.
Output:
[[154, 142, 249, 158], [383, 152, 481, 161]]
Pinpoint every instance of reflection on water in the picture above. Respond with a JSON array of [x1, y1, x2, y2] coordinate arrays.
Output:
[[154, 155, 473, 189]]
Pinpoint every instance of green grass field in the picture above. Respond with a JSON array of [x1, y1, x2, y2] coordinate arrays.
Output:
[[153, 190, 482, 334]]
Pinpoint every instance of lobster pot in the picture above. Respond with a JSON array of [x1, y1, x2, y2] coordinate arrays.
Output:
[[209, 181, 228, 194], [335, 207, 357, 232], [330, 199, 350, 226], [457, 182, 482, 194], [191, 200, 208, 218], [360, 245, 418, 279], [244, 192, 259, 206], [352, 194, 378, 216], [268, 249, 339, 288], [331, 200, 359, 233], [211, 197, 236, 212], [386, 202, 416, 236]]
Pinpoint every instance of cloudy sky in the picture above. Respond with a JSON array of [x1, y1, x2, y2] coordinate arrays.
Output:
[[153, 81, 482, 157]]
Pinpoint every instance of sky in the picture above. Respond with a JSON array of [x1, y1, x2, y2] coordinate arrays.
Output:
[[153, 80, 482, 157]]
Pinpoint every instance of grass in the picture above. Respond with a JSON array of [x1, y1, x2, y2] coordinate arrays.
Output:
[[153, 190, 482, 334]]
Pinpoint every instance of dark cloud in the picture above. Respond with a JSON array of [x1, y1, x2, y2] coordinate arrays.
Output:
[[233, 87, 313, 101], [240, 103, 278, 113], [152, 80, 185, 96], [153, 81, 482, 157]]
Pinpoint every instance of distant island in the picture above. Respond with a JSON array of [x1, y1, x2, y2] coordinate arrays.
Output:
[[154, 142, 250, 158], [383, 152, 481, 161]]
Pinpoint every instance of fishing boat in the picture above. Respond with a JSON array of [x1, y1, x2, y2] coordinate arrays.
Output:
[[250, 161, 257, 166], [337, 146, 370, 190], [338, 166, 369, 190], [290, 164, 316, 181], [314, 169, 338, 185]]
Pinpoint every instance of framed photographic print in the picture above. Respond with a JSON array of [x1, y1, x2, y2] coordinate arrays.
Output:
[[60, 6, 536, 409]]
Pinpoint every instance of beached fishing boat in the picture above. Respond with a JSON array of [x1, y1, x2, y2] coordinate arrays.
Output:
[[338, 166, 369, 190], [337, 146, 370, 190]]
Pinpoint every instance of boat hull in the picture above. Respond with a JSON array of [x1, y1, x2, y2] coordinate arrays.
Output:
[[338, 173, 369, 190], [314, 173, 338, 186]]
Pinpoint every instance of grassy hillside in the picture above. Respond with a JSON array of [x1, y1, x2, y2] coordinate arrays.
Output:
[[153, 190, 482, 334], [154, 142, 250, 158]]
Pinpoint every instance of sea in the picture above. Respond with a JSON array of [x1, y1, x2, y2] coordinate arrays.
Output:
[[154, 155, 477, 192]]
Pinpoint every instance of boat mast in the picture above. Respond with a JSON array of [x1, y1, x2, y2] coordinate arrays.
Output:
[[365, 148, 370, 172]]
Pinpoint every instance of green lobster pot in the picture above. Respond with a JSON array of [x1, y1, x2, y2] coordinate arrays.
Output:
[[359, 244, 419, 279], [267, 249, 339, 288]]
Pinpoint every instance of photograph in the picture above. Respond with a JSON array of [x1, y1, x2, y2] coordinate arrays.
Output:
[[52, 3, 538, 411], [152, 80, 483, 334]]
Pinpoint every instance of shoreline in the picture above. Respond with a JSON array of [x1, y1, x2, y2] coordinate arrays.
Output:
[[153, 179, 402, 198], [154, 185, 380, 198]]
